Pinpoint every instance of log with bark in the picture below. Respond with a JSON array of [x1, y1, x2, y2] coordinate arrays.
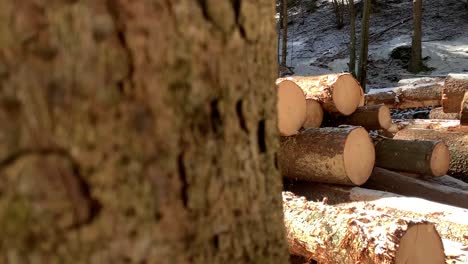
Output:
[[324, 104, 392, 130], [394, 128, 468, 182], [365, 81, 443, 109], [277, 80, 307, 136], [364, 168, 468, 209], [459, 91, 468, 125], [279, 126, 375, 185], [398, 77, 445, 87], [277, 73, 363, 115], [388, 119, 460, 134], [282, 191, 446, 264], [442, 73, 468, 113], [373, 137, 450, 176], [303, 99, 323, 128], [429, 107, 460, 119]]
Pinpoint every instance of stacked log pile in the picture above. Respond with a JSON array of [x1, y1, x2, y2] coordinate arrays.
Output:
[[276, 73, 468, 264]]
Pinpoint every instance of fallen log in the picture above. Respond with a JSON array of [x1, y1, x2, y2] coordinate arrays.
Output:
[[401, 173, 468, 192], [429, 107, 460, 120], [303, 99, 323, 128], [279, 127, 375, 185], [460, 91, 468, 125], [365, 81, 443, 109], [364, 168, 468, 209], [394, 128, 468, 182], [277, 73, 362, 115], [398, 77, 445, 87], [442, 73, 468, 113], [277, 80, 307, 136], [325, 104, 392, 130], [283, 191, 446, 264], [373, 137, 450, 176], [387, 119, 460, 134]]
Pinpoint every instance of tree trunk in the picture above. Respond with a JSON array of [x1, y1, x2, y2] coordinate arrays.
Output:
[[442, 73, 468, 113], [282, 191, 446, 264], [429, 107, 460, 120], [364, 168, 468, 209], [409, 0, 423, 73], [357, 0, 371, 92], [373, 137, 450, 176], [279, 127, 375, 185], [281, 0, 288, 67], [459, 91, 468, 125], [348, 0, 357, 77], [394, 129, 468, 182], [388, 119, 460, 134], [303, 99, 323, 128], [277, 73, 363, 115], [325, 104, 392, 130], [0, 1, 289, 263]]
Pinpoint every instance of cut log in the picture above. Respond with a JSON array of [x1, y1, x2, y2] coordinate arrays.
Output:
[[302, 99, 323, 128], [364, 168, 468, 209], [373, 137, 450, 176], [283, 191, 446, 264], [277, 73, 362, 115], [429, 107, 460, 119], [388, 119, 460, 134], [277, 80, 307, 136], [442, 73, 468, 113], [459, 91, 468, 125], [325, 104, 392, 130], [394, 128, 468, 182], [279, 127, 375, 185], [366, 81, 443, 109], [398, 77, 445, 87]]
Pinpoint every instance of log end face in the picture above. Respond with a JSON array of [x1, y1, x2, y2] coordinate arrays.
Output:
[[430, 142, 451, 177], [344, 127, 375, 185], [277, 80, 307, 136], [303, 99, 323, 128], [333, 74, 362, 115], [395, 224, 445, 264], [378, 105, 392, 130]]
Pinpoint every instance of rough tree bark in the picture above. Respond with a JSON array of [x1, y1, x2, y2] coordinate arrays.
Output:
[[0, 1, 289, 263], [281, 0, 288, 68], [408, 0, 423, 73], [357, 0, 371, 91]]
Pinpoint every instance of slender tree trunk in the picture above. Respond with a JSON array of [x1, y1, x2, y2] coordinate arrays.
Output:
[[348, 0, 356, 77], [409, 0, 423, 73], [357, 0, 371, 91], [282, 0, 288, 67], [0, 1, 289, 263]]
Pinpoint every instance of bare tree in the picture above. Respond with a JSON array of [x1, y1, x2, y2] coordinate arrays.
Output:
[[358, 0, 371, 92], [281, 0, 289, 68], [348, 0, 357, 77], [409, 0, 424, 73]]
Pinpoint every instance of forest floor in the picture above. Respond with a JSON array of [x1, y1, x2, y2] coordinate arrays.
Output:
[[278, 0, 468, 89]]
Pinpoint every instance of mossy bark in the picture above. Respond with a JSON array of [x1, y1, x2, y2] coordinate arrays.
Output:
[[0, 1, 288, 263]]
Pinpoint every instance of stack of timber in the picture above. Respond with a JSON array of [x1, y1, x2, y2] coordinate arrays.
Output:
[[429, 107, 460, 120], [442, 74, 468, 113]]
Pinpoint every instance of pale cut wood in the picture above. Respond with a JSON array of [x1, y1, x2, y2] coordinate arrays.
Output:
[[283, 191, 445, 264], [277, 73, 362, 115], [394, 128, 468, 182], [279, 127, 375, 185], [459, 91, 468, 125], [366, 81, 443, 109], [303, 99, 323, 128], [373, 137, 450, 176], [364, 168, 468, 209], [388, 119, 460, 134], [429, 107, 460, 120], [442, 73, 468, 113], [326, 104, 391, 130], [277, 80, 307, 136]]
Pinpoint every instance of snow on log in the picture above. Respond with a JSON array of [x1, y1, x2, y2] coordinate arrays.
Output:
[[279, 127, 375, 185], [442, 73, 468, 113], [277, 80, 307, 136], [303, 99, 323, 128], [429, 107, 460, 120], [394, 128, 468, 182], [373, 137, 450, 176], [387, 119, 460, 134], [398, 77, 445, 87], [325, 104, 392, 130], [282, 191, 446, 264], [277, 73, 362, 115], [459, 91, 468, 125], [364, 168, 468, 209], [365, 81, 443, 109]]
